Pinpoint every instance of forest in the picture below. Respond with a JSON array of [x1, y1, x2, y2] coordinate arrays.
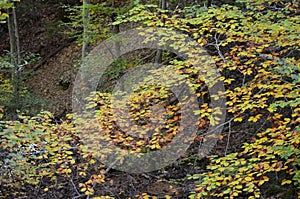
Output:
[[0, 0, 299, 198]]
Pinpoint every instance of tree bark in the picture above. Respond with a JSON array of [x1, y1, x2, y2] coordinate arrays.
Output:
[[155, 0, 167, 66], [82, 0, 91, 59], [159, 0, 167, 10], [7, 1, 16, 64], [7, 0, 21, 118], [13, 3, 20, 65]]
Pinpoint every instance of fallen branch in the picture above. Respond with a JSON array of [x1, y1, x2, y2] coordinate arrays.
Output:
[[33, 37, 76, 71]]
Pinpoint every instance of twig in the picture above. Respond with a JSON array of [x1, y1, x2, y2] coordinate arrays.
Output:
[[214, 32, 226, 63], [103, 159, 119, 174], [202, 116, 236, 136], [241, 71, 246, 87], [224, 120, 232, 155], [70, 177, 81, 196], [72, 194, 86, 199]]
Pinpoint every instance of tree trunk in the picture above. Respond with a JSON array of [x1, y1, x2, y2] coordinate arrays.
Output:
[[13, 3, 20, 65], [82, 0, 91, 59], [7, 0, 21, 118], [111, 0, 120, 58], [155, 0, 167, 66], [159, 0, 167, 10], [7, 1, 17, 64]]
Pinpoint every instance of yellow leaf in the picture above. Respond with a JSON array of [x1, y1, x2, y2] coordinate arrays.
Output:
[[258, 180, 265, 186], [218, 167, 226, 172], [236, 185, 243, 189], [263, 176, 269, 181], [233, 191, 239, 196], [281, 179, 292, 185], [80, 187, 87, 192], [254, 191, 260, 198], [141, 193, 149, 199], [165, 195, 172, 199], [234, 117, 243, 122], [244, 176, 252, 182]]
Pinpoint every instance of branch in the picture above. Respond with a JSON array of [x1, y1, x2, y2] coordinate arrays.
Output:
[[33, 37, 76, 71], [70, 177, 81, 197], [214, 32, 226, 63], [224, 119, 232, 155]]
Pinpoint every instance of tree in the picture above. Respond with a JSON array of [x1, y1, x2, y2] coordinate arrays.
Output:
[[82, 0, 91, 59], [0, 0, 23, 119], [6, 0, 20, 65], [155, 0, 167, 65], [114, 0, 300, 198], [0, 1, 47, 120], [1, 0, 299, 198], [7, 0, 22, 119]]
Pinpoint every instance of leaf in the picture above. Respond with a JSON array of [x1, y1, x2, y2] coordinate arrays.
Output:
[[234, 117, 243, 122], [80, 187, 87, 192], [244, 176, 252, 182], [281, 179, 292, 185]]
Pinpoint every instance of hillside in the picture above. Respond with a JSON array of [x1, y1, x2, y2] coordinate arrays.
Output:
[[0, 0, 299, 198]]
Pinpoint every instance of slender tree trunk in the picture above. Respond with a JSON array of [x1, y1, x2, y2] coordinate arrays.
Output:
[[13, 4, 20, 65], [159, 0, 167, 9], [155, 0, 167, 66], [7, 2, 16, 64], [7, 0, 21, 118], [82, 0, 91, 59], [111, 0, 120, 58], [7, 0, 20, 65]]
